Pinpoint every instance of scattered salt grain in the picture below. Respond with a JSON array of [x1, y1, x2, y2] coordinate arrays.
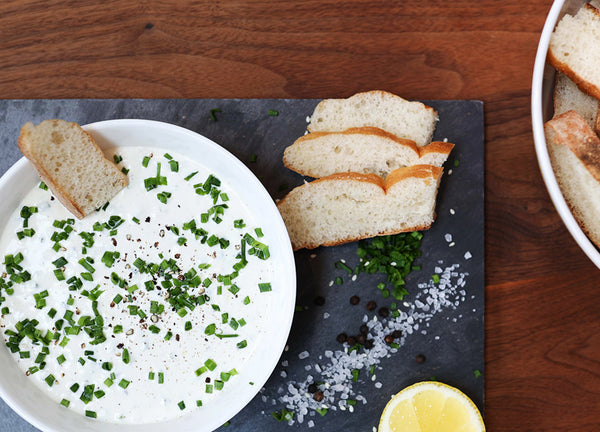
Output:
[[266, 263, 470, 426], [444, 233, 453, 242], [308, 420, 315, 428], [281, 371, 287, 378], [323, 312, 330, 319], [450, 208, 455, 215], [464, 251, 472, 260]]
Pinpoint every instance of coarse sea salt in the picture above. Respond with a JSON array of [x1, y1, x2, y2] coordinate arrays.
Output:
[[264, 262, 471, 425]]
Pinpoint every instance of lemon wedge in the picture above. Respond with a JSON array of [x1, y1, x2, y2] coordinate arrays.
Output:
[[378, 381, 485, 432]]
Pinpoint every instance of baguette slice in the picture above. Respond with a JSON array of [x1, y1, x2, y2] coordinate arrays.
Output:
[[277, 165, 442, 250], [283, 126, 453, 178], [548, 3, 600, 100], [18, 119, 128, 219], [307, 91, 438, 147], [544, 110, 600, 247], [554, 72, 599, 128]]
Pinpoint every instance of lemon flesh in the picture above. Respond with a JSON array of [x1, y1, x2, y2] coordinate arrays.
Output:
[[379, 381, 485, 432]]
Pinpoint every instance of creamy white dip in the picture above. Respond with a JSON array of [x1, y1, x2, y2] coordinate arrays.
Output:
[[0, 146, 274, 423]]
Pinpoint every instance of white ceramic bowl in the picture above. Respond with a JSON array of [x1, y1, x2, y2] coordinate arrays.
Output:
[[532, 0, 600, 268], [0, 120, 296, 432]]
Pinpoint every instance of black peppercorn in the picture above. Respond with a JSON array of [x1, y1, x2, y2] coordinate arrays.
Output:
[[313, 391, 324, 402], [308, 383, 318, 393], [366, 301, 377, 311], [415, 354, 426, 364], [350, 295, 360, 305], [336, 333, 348, 344], [360, 324, 369, 335], [378, 307, 389, 318]]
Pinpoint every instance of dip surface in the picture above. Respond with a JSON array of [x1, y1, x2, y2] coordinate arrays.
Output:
[[0, 146, 274, 423]]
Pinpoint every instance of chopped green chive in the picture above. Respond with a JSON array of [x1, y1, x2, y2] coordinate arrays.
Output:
[[45, 374, 55, 387], [210, 108, 221, 121], [118, 379, 130, 389], [258, 282, 272, 292], [184, 171, 198, 181]]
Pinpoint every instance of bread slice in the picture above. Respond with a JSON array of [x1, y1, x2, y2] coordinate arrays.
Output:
[[18, 119, 128, 219], [283, 126, 453, 178], [277, 165, 442, 250], [554, 72, 599, 128], [544, 110, 600, 247], [548, 3, 600, 100], [307, 91, 438, 147]]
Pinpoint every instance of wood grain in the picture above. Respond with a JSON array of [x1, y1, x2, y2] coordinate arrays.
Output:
[[2, 0, 599, 430]]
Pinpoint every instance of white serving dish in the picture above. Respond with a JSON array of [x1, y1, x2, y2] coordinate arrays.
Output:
[[532, 0, 600, 268], [0, 119, 297, 432]]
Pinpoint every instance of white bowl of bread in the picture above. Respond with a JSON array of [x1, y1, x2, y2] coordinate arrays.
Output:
[[532, 0, 600, 268]]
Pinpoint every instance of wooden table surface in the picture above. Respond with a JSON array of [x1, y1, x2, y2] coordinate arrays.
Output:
[[1, 1, 598, 431]]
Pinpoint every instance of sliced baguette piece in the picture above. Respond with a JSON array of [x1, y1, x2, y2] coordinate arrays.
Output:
[[544, 110, 600, 247], [283, 126, 453, 178], [307, 90, 438, 147], [548, 3, 600, 100], [554, 72, 599, 128], [18, 119, 128, 219], [277, 165, 442, 250]]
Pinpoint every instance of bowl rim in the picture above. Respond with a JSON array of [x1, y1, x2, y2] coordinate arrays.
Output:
[[531, 0, 600, 268], [0, 119, 297, 432]]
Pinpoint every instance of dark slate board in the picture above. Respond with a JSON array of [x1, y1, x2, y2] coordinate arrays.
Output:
[[0, 99, 484, 432]]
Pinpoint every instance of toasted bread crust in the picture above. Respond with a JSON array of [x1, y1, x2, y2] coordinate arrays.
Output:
[[311, 171, 385, 188], [307, 90, 438, 129], [17, 120, 128, 219], [18, 121, 86, 218], [385, 165, 443, 189], [548, 3, 600, 100], [277, 166, 441, 250], [418, 141, 455, 158], [545, 111, 600, 182], [547, 50, 600, 101]]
